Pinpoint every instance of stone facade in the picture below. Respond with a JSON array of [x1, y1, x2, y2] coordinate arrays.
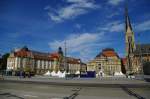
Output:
[[132, 44, 150, 74], [87, 48, 122, 76], [7, 46, 85, 75]]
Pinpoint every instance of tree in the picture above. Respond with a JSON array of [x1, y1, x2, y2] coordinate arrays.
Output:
[[0, 53, 10, 70]]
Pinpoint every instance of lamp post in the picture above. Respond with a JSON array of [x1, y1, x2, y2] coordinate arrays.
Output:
[[64, 41, 69, 73]]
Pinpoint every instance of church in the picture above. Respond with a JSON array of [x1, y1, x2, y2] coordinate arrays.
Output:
[[125, 7, 150, 75]]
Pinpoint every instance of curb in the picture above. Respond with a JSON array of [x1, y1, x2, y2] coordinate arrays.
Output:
[[1, 80, 150, 88]]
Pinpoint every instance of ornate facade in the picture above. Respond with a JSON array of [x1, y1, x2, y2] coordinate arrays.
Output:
[[7, 46, 85, 74], [132, 44, 150, 74], [87, 48, 122, 76]]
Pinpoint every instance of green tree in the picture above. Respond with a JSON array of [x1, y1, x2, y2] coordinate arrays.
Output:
[[0, 53, 9, 70]]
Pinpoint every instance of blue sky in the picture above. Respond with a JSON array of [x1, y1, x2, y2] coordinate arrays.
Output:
[[0, 0, 150, 62]]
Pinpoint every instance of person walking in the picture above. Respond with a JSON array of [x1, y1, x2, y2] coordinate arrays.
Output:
[[19, 71, 23, 78]]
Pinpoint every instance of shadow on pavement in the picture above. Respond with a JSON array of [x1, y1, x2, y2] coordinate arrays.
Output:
[[121, 86, 146, 99], [63, 88, 81, 99], [0, 92, 24, 99]]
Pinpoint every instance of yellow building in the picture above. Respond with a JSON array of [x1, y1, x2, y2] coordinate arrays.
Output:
[[7, 46, 85, 75], [87, 48, 122, 76]]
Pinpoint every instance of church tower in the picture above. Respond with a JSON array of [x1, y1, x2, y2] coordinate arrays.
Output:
[[125, 6, 136, 75]]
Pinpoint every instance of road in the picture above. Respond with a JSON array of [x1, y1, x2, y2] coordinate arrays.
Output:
[[2, 76, 150, 86], [0, 81, 150, 99]]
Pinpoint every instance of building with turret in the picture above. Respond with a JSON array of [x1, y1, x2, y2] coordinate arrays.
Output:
[[7, 46, 85, 75]]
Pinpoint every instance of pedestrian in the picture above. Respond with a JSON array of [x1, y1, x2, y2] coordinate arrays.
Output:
[[19, 71, 23, 78], [1, 71, 4, 80], [28, 72, 31, 78], [23, 71, 25, 78]]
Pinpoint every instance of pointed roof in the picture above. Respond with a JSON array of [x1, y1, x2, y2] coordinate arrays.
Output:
[[125, 6, 133, 32]]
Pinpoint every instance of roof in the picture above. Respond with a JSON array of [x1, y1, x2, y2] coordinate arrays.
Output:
[[14, 49, 32, 58], [102, 51, 118, 57], [102, 48, 114, 52], [96, 48, 119, 58], [14, 47, 53, 60], [63, 57, 81, 64], [49, 52, 59, 59], [11, 47, 81, 63]]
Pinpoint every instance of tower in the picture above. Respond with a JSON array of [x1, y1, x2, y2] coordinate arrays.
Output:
[[58, 47, 64, 71], [125, 6, 136, 75], [58, 47, 63, 56]]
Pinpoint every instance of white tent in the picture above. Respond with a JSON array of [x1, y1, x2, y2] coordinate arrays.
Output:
[[51, 71, 67, 78], [114, 72, 120, 76], [44, 71, 51, 76], [119, 72, 124, 75], [51, 71, 57, 76], [119, 72, 126, 77], [59, 71, 66, 78], [62, 71, 66, 78], [75, 71, 80, 74], [57, 71, 63, 77], [114, 71, 125, 77]]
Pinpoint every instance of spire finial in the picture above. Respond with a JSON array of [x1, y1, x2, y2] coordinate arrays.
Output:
[[125, 1, 132, 32]]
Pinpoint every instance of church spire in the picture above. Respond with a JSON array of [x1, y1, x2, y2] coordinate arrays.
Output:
[[125, 3, 136, 75], [125, 3, 135, 54], [125, 4, 132, 32]]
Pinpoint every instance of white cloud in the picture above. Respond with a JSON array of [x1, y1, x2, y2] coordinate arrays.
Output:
[[49, 33, 103, 51], [67, 0, 85, 3], [135, 20, 150, 32], [99, 19, 150, 34], [45, 0, 99, 22], [107, 12, 119, 18], [75, 23, 82, 29], [49, 32, 110, 62], [98, 21, 124, 33], [108, 0, 124, 6], [98, 19, 150, 34], [109, 22, 124, 32]]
